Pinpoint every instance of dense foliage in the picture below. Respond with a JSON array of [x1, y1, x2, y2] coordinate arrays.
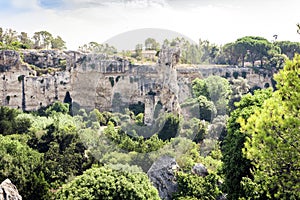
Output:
[[221, 89, 273, 199], [0, 135, 48, 199], [241, 55, 300, 199], [174, 172, 221, 200], [192, 76, 232, 119], [56, 166, 160, 200], [0, 106, 31, 135]]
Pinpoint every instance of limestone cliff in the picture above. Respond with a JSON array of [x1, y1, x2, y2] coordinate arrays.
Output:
[[0, 49, 274, 117], [0, 50, 72, 111]]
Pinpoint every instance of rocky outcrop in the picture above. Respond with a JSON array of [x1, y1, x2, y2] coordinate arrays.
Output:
[[192, 163, 209, 177], [22, 50, 68, 69], [0, 50, 20, 72], [0, 179, 22, 200], [158, 44, 180, 67], [147, 156, 179, 200]]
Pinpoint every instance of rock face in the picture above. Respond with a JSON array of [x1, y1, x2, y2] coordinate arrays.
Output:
[[22, 50, 68, 69], [0, 48, 274, 118], [0, 179, 22, 200], [192, 163, 209, 177], [0, 50, 72, 111], [147, 156, 179, 200], [177, 65, 274, 90]]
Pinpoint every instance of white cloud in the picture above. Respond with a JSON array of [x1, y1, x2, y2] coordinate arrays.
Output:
[[10, 0, 40, 10], [61, 0, 168, 9]]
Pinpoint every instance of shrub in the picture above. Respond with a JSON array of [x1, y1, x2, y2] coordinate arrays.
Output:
[[55, 166, 160, 200]]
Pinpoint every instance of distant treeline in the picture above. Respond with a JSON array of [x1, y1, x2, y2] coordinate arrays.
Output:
[[0, 27, 66, 50], [2, 26, 300, 68]]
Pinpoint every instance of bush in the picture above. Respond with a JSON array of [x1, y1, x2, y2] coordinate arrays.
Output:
[[174, 172, 221, 199], [55, 166, 160, 200], [197, 95, 217, 121]]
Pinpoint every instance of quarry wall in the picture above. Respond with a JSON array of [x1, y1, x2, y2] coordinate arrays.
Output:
[[0, 49, 273, 115]]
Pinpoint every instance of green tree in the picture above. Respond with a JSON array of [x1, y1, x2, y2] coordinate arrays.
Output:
[[197, 95, 217, 121], [0, 106, 18, 135], [169, 37, 203, 64], [55, 166, 160, 200], [51, 35, 66, 50], [3, 28, 18, 45], [241, 55, 300, 199], [268, 53, 288, 69], [80, 42, 117, 54], [27, 111, 90, 189], [192, 78, 209, 98], [221, 89, 272, 200], [162, 39, 170, 46], [274, 40, 300, 60], [205, 76, 232, 115], [236, 36, 254, 67], [33, 31, 53, 49], [180, 43, 202, 64], [189, 44, 203, 64], [0, 106, 31, 135], [0, 135, 48, 199], [231, 36, 275, 67], [18, 31, 33, 49], [222, 42, 239, 65], [112, 126, 165, 153], [247, 36, 274, 67], [45, 101, 70, 116], [14, 114, 32, 134], [199, 39, 220, 64], [145, 38, 160, 50], [155, 137, 202, 170], [192, 76, 231, 117]]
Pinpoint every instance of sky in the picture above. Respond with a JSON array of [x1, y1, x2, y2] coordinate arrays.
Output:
[[1, 0, 300, 50]]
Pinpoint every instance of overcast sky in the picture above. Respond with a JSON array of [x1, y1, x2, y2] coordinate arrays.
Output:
[[1, 0, 300, 50]]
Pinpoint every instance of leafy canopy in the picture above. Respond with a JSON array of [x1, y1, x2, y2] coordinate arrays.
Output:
[[221, 89, 272, 200], [241, 55, 300, 199]]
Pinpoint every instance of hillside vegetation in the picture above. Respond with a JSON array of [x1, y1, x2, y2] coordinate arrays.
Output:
[[0, 26, 300, 199]]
